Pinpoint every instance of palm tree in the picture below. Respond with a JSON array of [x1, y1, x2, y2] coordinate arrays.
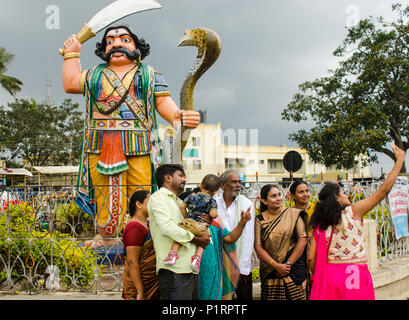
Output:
[[0, 47, 23, 98]]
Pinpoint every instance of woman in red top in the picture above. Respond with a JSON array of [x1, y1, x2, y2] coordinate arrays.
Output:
[[122, 190, 160, 300]]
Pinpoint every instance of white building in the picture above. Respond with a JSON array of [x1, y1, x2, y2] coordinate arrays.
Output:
[[159, 123, 370, 185]]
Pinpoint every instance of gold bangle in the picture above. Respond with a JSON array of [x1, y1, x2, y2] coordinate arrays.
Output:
[[63, 52, 80, 60]]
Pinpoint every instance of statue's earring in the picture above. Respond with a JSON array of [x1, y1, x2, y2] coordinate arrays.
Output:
[[135, 49, 141, 64]]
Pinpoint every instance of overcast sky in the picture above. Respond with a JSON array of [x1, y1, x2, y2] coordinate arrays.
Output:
[[0, 0, 408, 176]]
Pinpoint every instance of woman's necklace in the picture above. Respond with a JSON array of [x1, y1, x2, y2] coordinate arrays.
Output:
[[295, 203, 309, 211], [264, 207, 283, 222], [132, 214, 148, 229]]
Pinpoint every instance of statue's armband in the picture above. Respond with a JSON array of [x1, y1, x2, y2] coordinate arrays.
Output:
[[80, 70, 89, 95], [154, 71, 170, 97]]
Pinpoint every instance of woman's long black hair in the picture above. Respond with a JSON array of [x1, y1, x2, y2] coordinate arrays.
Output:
[[289, 180, 308, 195], [128, 189, 150, 217], [309, 182, 343, 231]]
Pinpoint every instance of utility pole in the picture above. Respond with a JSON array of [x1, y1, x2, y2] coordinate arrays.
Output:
[[45, 73, 52, 106], [68, 135, 73, 166]]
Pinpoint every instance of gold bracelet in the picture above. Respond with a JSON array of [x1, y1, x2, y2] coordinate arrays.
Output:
[[63, 52, 80, 60]]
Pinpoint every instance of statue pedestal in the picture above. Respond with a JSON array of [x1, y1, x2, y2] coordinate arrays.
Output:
[[84, 236, 125, 266]]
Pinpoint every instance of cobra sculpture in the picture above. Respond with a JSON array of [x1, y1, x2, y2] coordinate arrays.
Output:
[[178, 28, 222, 158]]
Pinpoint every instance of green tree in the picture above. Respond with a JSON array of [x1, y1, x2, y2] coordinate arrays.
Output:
[[0, 98, 84, 166], [0, 47, 23, 97], [282, 4, 409, 172]]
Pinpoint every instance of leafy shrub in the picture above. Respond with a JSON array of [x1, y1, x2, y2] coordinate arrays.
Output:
[[55, 201, 94, 236], [0, 202, 101, 290], [252, 268, 260, 281]]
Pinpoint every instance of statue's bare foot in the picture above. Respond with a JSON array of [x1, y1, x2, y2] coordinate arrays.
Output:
[[84, 234, 118, 249]]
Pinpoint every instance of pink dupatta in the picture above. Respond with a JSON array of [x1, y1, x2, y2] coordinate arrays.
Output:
[[309, 226, 333, 300]]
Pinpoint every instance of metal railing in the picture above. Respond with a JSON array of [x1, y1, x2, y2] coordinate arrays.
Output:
[[0, 184, 141, 293], [239, 180, 409, 266], [0, 180, 408, 293]]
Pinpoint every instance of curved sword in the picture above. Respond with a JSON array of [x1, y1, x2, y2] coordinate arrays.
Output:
[[59, 0, 161, 55]]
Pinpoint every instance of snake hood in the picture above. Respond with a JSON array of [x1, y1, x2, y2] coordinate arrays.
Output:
[[178, 28, 222, 111]]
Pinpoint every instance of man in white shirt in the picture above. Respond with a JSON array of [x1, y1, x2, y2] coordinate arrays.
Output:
[[215, 169, 255, 300]]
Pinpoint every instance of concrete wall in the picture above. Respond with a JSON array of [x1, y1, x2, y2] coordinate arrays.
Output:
[[372, 256, 409, 300], [365, 219, 409, 300]]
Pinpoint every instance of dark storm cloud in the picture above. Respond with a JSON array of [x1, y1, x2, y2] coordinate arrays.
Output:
[[0, 0, 407, 174]]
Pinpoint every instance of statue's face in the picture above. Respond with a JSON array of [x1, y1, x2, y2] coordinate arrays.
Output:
[[105, 28, 137, 64]]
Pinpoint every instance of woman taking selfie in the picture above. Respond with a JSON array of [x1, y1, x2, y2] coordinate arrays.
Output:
[[308, 144, 405, 300]]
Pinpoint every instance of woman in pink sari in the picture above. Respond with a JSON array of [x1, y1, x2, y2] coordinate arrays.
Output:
[[308, 144, 405, 300]]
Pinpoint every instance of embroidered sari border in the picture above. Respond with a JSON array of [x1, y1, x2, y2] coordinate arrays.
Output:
[[327, 257, 368, 264], [260, 208, 288, 245]]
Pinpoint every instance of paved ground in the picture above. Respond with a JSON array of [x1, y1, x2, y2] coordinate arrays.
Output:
[[0, 291, 123, 300], [0, 283, 262, 300]]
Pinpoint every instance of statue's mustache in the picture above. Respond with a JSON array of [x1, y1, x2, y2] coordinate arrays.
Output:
[[101, 47, 140, 62]]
